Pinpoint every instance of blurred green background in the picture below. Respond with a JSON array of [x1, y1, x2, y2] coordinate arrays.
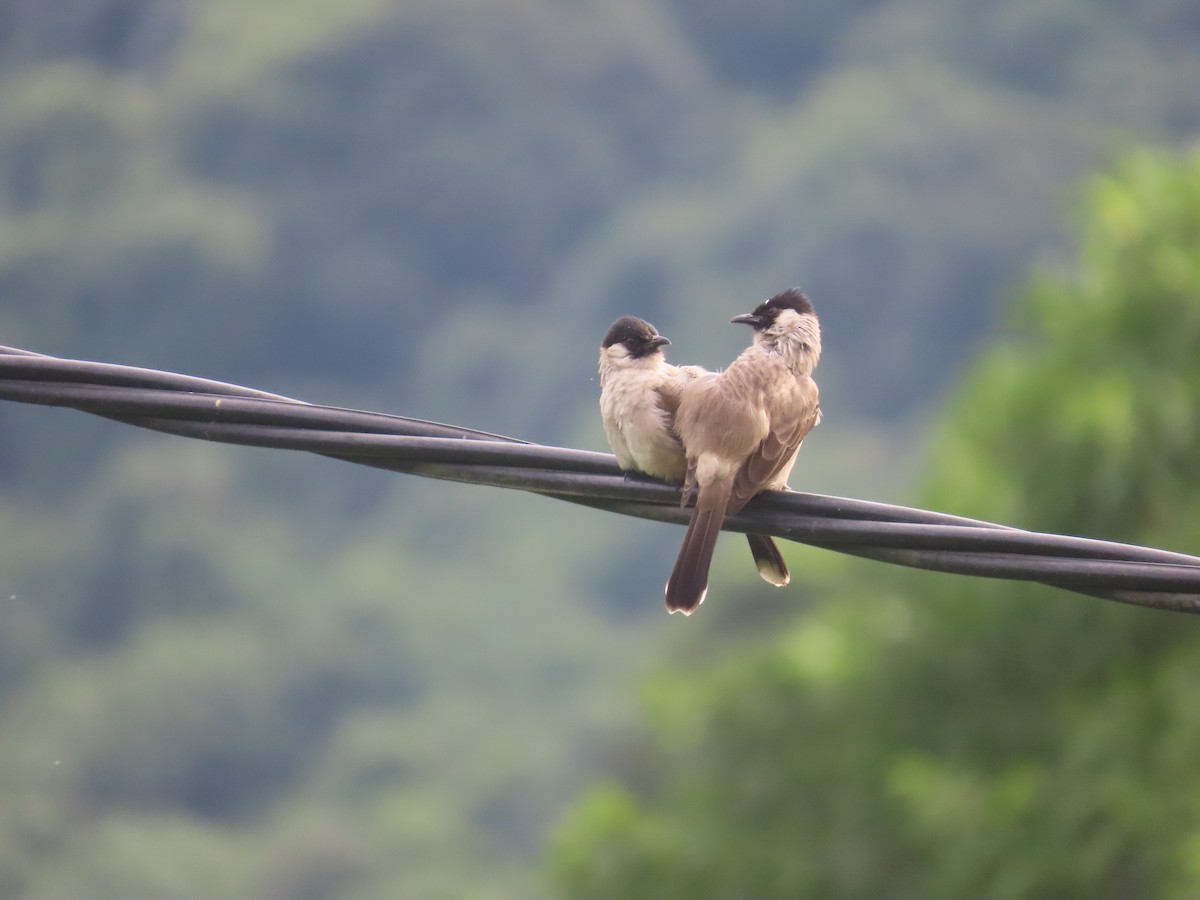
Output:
[[1, 1, 1198, 897]]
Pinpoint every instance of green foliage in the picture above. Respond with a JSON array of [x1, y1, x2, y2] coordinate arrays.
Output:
[[549, 149, 1200, 898], [927, 148, 1200, 542]]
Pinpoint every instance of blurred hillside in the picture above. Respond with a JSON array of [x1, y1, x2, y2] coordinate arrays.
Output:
[[0, 1, 1198, 897]]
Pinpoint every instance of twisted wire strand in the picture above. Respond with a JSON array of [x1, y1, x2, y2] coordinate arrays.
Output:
[[3, 345, 1199, 613]]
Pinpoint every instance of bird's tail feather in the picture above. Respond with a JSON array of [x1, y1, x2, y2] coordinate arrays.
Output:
[[746, 533, 790, 587], [665, 479, 732, 615]]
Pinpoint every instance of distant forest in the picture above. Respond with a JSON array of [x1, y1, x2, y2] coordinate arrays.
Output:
[[1, 1, 1198, 897]]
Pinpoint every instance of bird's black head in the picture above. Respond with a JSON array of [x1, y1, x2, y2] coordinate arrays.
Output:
[[730, 288, 815, 329], [602, 316, 671, 358]]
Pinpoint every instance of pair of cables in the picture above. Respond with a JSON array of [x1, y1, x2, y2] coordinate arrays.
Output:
[[2, 344, 1199, 613]]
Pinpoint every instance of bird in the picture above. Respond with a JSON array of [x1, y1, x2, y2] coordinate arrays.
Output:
[[665, 289, 822, 615], [598, 315, 790, 589]]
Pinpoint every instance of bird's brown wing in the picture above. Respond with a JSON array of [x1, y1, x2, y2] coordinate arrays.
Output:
[[727, 381, 820, 516], [652, 381, 682, 422]]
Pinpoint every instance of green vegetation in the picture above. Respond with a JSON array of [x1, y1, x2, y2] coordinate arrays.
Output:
[[0, 1, 1197, 897], [549, 149, 1200, 898]]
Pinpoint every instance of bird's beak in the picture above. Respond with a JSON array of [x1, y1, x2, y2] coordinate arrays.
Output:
[[730, 313, 764, 327], [648, 336, 671, 349]]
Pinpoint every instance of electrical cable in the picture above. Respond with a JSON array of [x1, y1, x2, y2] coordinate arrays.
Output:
[[3, 345, 1199, 612]]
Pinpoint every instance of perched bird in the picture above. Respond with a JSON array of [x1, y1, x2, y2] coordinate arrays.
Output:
[[665, 289, 822, 615], [598, 316, 789, 588]]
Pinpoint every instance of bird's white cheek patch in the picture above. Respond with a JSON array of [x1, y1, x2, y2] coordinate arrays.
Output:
[[603, 345, 632, 362], [770, 308, 804, 334]]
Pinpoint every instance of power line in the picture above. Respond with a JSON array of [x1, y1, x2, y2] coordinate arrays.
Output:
[[3, 344, 1199, 612]]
